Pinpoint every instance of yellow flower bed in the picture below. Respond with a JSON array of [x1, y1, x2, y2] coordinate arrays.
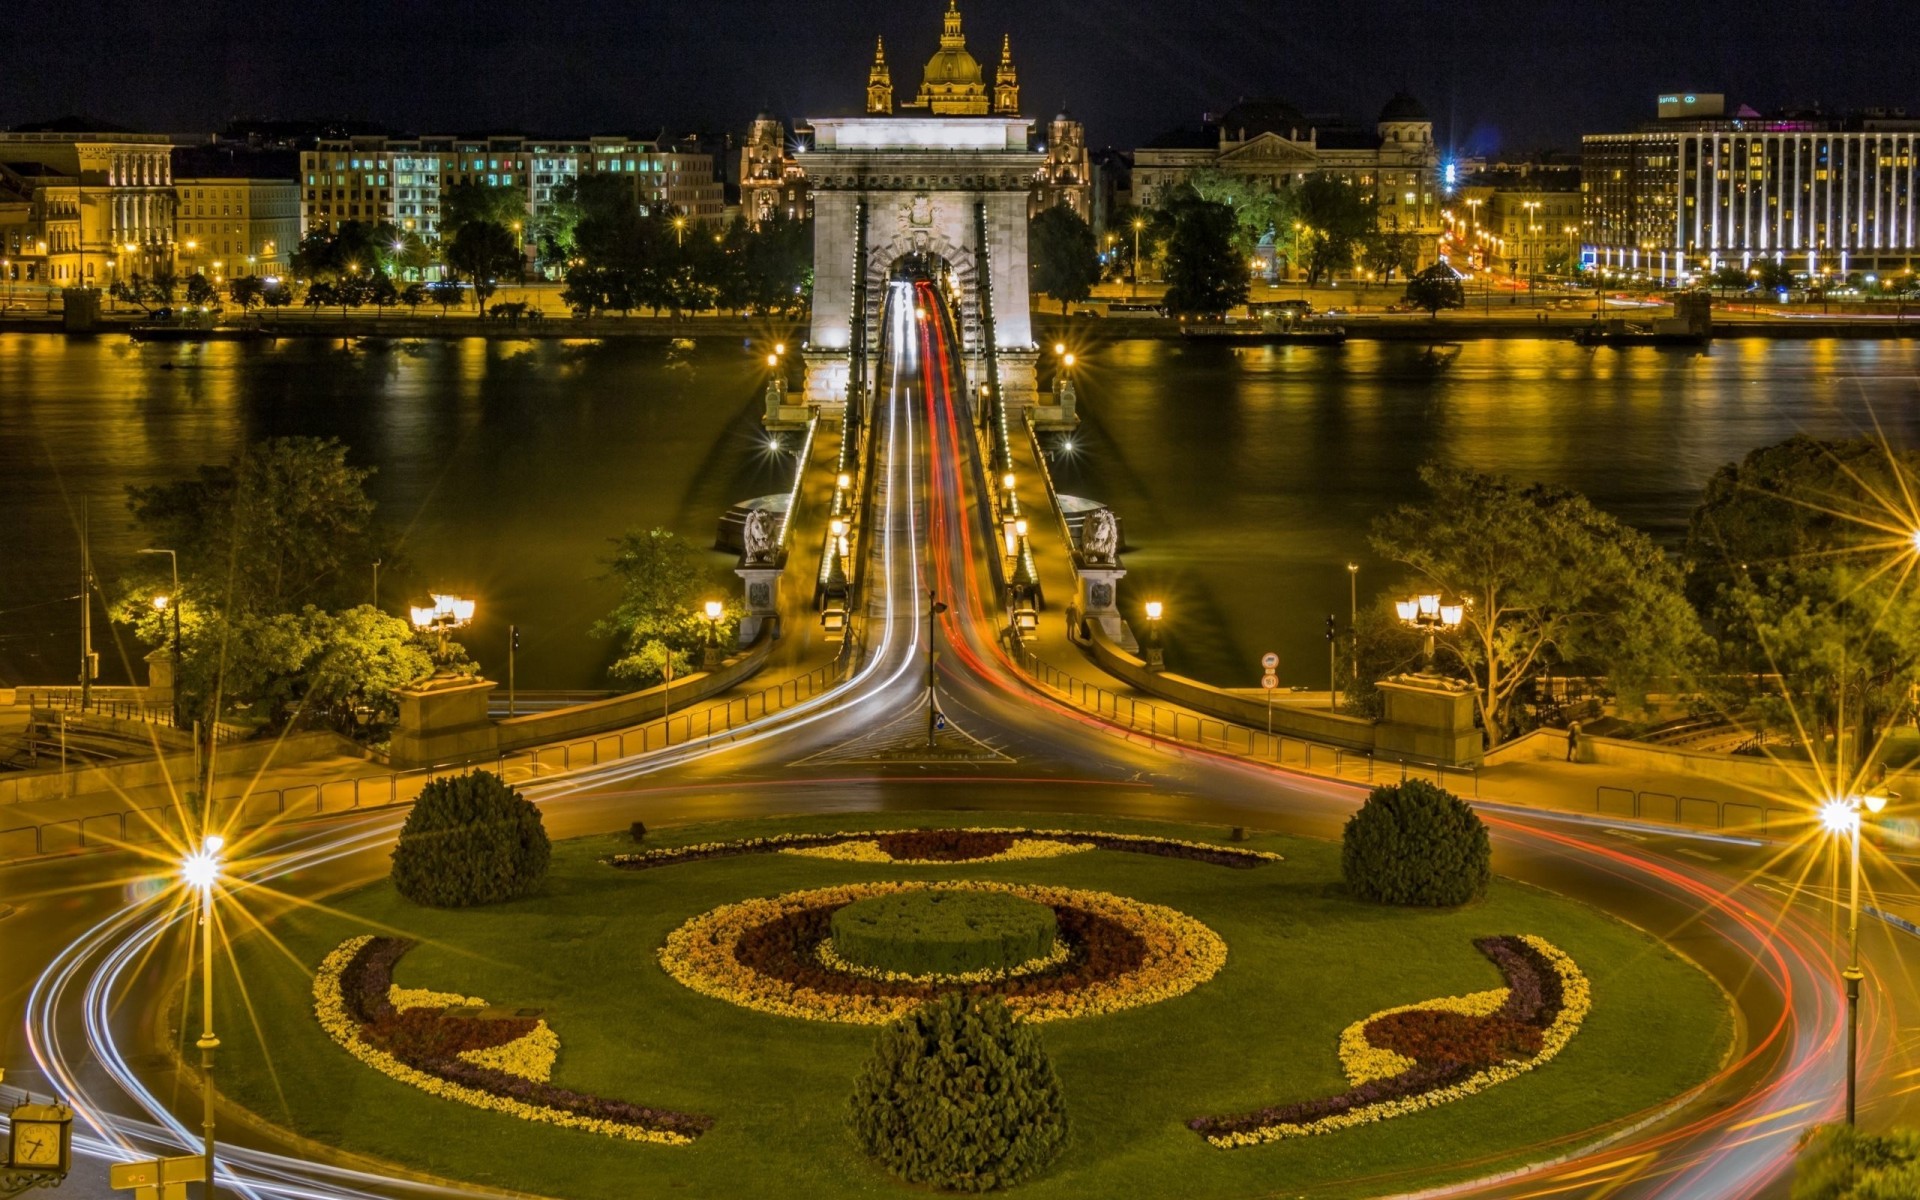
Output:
[[1201, 936, 1591, 1147], [1337, 989, 1508, 1085], [657, 881, 1227, 1025], [780, 837, 1094, 865], [313, 936, 693, 1144], [815, 935, 1073, 984]]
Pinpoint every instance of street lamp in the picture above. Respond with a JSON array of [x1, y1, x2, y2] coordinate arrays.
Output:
[[1394, 592, 1463, 673], [1143, 599, 1165, 672], [673, 215, 687, 247], [408, 593, 475, 668], [1822, 790, 1892, 1126], [1131, 217, 1145, 298], [180, 834, 225, 1189], [702, 599, 725, 670], [139, 548, 181, 726]]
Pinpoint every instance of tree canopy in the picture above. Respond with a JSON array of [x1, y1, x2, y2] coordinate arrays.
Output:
[[1404, 263, 1466, 317], [444, 221, 521, 314], [1372, 464, 1705, 742], [591, 528, 737, 685], [1162, 197, 1248, 318], [1029, 205, 1100, 314], [1294, 175, 1376, 284], [1685, 435, 1920, 773]]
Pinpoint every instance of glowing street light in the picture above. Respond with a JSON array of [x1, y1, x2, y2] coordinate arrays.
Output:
[[1143, 600, 1166, 672], [1825, 789, 1893, 1125], [1395, 592, 1463, 673], [409, 593, 475, 667], [701, 599, 725, 670], [180, 833, 225, 1185]]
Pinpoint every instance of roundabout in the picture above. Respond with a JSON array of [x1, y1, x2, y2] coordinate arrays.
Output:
[[199, 812, 1733, 1199]]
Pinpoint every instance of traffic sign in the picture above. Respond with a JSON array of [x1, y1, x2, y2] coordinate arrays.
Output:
[[110, 1155, 205, 1191], [1260, 673, 1278, 690], [933, 711, 948, 732], [1261, 652, 1278, 670]]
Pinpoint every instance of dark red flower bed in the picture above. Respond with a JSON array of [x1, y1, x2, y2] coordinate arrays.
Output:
[[731, 899, 1149, 999], [609, 827, 1277, 870], [340, 937, 713, 1139], [871, 829, 1019, 861], [1187, 936, 1563, 1139]]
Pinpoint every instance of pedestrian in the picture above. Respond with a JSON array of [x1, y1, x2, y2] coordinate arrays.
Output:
[[1566, 720, 1581, 763]]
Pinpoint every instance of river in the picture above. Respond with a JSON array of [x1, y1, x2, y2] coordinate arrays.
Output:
[[3, 333, 1917, 692]]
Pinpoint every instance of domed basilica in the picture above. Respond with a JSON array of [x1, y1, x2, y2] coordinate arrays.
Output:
[[866, 0, 1020, 116]]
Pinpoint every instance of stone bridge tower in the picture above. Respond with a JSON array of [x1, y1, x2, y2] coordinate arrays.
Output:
[[798, 2, 1042, 419]]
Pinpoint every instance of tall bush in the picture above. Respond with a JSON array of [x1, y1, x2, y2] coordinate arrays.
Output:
[[849, 993, 1067, 1192], [390, 770, 550, 907], [1342, 778, 1490, 907], [1792, 1123, 1920, 1199]]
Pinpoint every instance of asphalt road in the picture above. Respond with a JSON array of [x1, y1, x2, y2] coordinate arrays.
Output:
[[3, 277, 1917, 1200]]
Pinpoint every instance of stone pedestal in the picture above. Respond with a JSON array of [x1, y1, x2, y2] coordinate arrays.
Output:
[[1375, 675, 1481, 767], [737, 565, 784, 646], [391, 674, 499, 769], [1030, 373, 1079, 431], [1076, 564, 1138, 653], [144, 647, 176, 708], [797, 348, 848, 423], [997, 348, 1039, 413]]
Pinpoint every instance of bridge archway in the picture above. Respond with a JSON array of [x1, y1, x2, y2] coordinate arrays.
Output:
[[797, 116, 1042, 419]]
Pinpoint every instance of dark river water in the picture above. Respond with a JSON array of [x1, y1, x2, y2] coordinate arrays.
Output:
[[3, 333, 1918, 690]]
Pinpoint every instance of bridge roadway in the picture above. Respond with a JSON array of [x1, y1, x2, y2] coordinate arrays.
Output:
[[2, 277, 1913, 1200]]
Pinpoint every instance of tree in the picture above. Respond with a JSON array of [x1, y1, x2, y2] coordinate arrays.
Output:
[[303, 605, 438, 735], [184, 273, 217, 307], [1792, 1123, 1920, 1199], [591, 528, 735, 685], [538, 174, 636, 270], [263, 281, 294, 311], [1161, 198, 1248, 318], [1371, 464, 1705, 742], [1754, 258, 1795, 294], [1184, 169, 1297, 257], [399, 282, 426, 314], [427, 280, 464, 315], [740, 212, 812, 314], [1403, 262, 1466, 318], [439, 183, 524, 244], [1360, 231, 1420, 283], [1709, 264, 1751, 298], [849, 993, 1068, 1191], [1029, 205, 1100, 314], [1295, 174, 1376, 284], [304, 281, 337, 312], [1342, 779, 1491, 906], [290, 220, 405, 281], [445, 221, 520, 316], [390, 770, 551, 908], [1686, 436, 1920, 773], [228, 275, 265, 313], [367, 269, 400, 317]]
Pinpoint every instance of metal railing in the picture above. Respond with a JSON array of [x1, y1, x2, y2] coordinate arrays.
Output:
[[1009, 644, 1477, 795], [24, 690, 177, 726], [1, 630, 867, 862], [1594, 785, 1803, 834]]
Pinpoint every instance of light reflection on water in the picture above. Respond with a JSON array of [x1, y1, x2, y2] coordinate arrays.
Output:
[[1052, 337, 1920, 688], [0, 334, 783, 689], [5, 333, 1918, 691]]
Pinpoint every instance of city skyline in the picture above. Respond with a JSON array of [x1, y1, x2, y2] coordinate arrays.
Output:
[[3, 0, 1916, 155]]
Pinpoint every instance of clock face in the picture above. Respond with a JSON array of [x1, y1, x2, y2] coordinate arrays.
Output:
[[12, 1122, 63, 1169]]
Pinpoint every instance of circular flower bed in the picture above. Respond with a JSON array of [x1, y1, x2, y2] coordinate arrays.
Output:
[[658, 881, 1227, 1025], [782, 831, 1095, 866], [610, 826, 1282, 871], [830, 889, 1059, 977]]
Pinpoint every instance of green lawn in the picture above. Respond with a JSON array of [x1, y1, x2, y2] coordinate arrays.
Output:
[[214, 811, 1733, 1198]]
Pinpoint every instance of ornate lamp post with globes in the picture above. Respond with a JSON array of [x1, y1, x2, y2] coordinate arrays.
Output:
[[1394, 592, 1462, 674], [1820, 789, 1894, 1125]]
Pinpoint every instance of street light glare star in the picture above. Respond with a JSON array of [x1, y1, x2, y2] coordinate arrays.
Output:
[[1819, 798, 1858, 835], [182, 843, 223, 891]]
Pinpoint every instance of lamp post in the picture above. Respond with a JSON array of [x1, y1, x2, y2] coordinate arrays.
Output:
[[1143, 600, 1165, 672], [926, 591, 949, 745], [139, 547, 181, 725], [181, 834, 225, 1192], [1346, 561, 1359, 699], [701, 600, 725, 671], [1821, 790, 1892, 1125], [673, 215, 687, 248], [1131, 217, 1145, 298], [1394, 592, 1463, 674], [408, 593, 475, 670]]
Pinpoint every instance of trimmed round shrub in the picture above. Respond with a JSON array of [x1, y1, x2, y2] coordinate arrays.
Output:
[[850, 992, 1068, 1191], [390, 769, 551, 907], [1341, 778, 1491, 907], [831, 890, 1057, 977]]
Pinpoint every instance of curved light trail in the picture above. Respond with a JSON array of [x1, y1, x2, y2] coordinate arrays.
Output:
[[9, 274, 1900, 1200]]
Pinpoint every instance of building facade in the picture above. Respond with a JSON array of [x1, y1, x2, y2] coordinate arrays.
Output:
[[1583, 94, 1920, 281], [740, 113, 813, 227], [1452, 165, 1582, 276], [299, 135, 724, 243], [1033, 111, 1091, 221], [0, 127, 176, 285], [1132, 95, 1447, 265], [173, 178, 299, 279]]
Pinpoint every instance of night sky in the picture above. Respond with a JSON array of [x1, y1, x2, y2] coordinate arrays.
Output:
[[3, 0, 1915, 155]]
